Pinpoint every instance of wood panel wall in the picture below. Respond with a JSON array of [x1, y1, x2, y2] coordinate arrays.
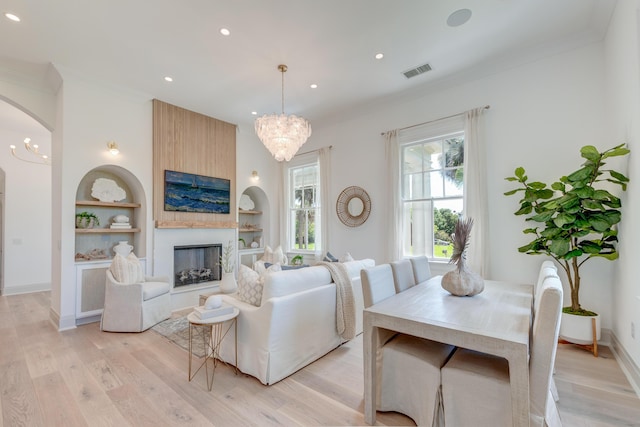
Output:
[[153, 99, 237, 228]]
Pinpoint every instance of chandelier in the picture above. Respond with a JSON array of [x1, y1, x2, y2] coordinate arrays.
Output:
[[9, 137, 51, 165], [255, 64, 312, 162]]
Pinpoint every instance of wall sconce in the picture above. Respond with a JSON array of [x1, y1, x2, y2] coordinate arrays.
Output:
[[252, 170, 260, 181], [107, 141, 119, 155]]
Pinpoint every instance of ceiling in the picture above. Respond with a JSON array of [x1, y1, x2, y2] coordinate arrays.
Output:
[[0, 0, 616, 136]]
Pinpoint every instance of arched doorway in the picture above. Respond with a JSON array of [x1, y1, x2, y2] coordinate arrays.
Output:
[[0, 99, 53, 295]]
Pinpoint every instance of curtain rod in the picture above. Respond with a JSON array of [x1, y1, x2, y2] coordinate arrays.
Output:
[[295, 144, 333, 157], [380, 105, 490, 136]]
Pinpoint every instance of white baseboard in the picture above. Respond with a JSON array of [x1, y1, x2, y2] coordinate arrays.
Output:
[[610, 332, 640, 398], [49, 307, 76, 331], [3, 282, 51, 296]]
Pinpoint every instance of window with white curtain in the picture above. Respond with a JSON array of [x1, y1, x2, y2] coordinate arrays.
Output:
[[400, 122, 465, 260], [285, 153, 321, 254]]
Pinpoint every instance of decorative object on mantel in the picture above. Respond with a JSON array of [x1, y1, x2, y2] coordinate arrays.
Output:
[[219, 240, 237, 293], [91, 178, 127, 202], [113, 241, 133, 257], [336, 186, 371, 227], [441, 217, 484, 296], [76, 211, 100, 229], [239, 194, 255, 211], [505, 144, 630, 353], [254, 64, 312, 162]]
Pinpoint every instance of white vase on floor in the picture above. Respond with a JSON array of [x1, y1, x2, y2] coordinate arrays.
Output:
[[220, 272, 237, 294]]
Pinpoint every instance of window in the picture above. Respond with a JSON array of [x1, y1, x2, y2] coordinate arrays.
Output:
[[286, 157, 321, 253], [400, 130, 464, 260]]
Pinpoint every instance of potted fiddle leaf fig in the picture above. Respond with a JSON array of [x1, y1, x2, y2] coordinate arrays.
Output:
[[505, 144, 630, 345]]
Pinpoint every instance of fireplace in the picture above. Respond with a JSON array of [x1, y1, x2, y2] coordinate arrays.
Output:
[[173, 244, 222, 287]]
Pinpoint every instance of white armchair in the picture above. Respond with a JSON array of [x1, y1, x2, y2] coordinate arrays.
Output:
[[101, 269, 172, 332]]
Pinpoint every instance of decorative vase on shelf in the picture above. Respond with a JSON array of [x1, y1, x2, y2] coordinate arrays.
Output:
[[441, 217, 484, 297], [113, 241, 133, 257], [220, 272, 237, 294]]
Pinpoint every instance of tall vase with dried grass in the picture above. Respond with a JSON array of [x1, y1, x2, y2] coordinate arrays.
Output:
[[219, 240, 237, 294], [441, 217, 485, 296]]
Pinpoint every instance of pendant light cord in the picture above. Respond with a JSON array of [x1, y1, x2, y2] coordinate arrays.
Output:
[[281, 66, 285, 114]]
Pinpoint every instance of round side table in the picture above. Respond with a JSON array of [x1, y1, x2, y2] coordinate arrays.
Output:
[[187, 308, 239, 391]]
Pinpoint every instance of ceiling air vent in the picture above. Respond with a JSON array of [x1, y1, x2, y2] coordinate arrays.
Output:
[[403, 63, 432, 79]]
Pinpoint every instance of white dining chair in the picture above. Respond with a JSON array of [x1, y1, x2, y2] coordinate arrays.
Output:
[[410, 255, 432, 284], [361, 264, 455, 427], [535, 260, 558, 296], [535, 260, 560, 403], [390, 259, 417, 293], [441, 275, 563, 427]]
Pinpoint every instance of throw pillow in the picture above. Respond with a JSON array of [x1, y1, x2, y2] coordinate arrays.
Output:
[[324, 251, 339, 262], [340, 252, 354, 262], [265, 262, 309, 270], [127, 252, 145, 283], [237, 264, 263, 306], [109, 253, 145, 285], [262, 245, 286, 265]]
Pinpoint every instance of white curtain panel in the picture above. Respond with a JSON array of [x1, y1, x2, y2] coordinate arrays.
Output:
[[384, 130, 402, 262], [278, 161, 287, 251], [318, 146, 331, 258], [464, 107, 489, 277]]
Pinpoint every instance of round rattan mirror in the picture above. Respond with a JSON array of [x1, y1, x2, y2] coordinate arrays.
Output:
[[336, 186, 371, 227]]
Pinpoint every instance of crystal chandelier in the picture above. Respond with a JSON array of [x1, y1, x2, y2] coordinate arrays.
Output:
[[255, 64, 312, 162], [9, 137, 51, 165]]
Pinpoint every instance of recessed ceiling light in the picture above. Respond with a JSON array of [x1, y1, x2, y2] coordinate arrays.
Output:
[[5, 12, 20, 22], [251, 111, 257, 115], [164, 76, 173, 82], [375, 53, 384, 60], [447, 9, 472, 27], [220, 28, 230, 36], [310, 84, 318, 89]]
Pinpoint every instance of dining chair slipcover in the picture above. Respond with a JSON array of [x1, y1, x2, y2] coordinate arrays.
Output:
[[441, 276, 563, 427], [410, 255, 432, 284], [390, 259, 417, 293], [535, 260, 558, 297], [535, 260, 560, 403], [361, 264, 396, 309], [362, 264, 455, 427]]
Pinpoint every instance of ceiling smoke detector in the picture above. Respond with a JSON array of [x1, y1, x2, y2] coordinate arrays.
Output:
[[403, 63, 432, 79]]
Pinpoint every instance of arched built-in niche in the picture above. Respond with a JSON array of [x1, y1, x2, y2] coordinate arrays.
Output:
[[238, 185, 269, 266], [75, 165, 147, 260]]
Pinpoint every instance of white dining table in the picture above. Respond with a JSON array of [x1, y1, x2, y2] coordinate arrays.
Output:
[[363, 275, 533, 426]]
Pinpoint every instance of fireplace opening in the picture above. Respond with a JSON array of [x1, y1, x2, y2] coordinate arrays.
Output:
[[173, 244, 222, 287]]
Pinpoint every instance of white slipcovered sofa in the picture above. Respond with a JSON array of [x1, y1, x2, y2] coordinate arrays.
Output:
[[218, 259, 375, 385]]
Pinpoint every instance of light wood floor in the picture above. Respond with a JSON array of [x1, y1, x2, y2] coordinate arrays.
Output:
[[1, 291, 639, 426]]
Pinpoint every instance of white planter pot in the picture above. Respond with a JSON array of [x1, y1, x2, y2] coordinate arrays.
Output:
[[559, 312, 601, 345], [220, 272, 237, 294]]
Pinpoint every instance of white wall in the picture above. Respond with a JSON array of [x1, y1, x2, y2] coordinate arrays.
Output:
[[604, 0, 640, 371], [306, 43, 615, 325], [53, 68, 154, 329], [0, 125, 52, 294]]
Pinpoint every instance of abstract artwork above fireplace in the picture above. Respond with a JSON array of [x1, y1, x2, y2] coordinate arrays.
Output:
[[164, 170, 230, 214]]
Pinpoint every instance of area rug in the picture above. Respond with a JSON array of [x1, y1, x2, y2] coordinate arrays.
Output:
[[151, 311, 207, 358]]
